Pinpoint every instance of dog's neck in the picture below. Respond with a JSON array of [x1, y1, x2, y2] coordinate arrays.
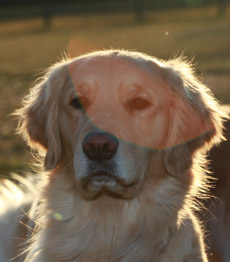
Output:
[[28, 171, 182, 262]]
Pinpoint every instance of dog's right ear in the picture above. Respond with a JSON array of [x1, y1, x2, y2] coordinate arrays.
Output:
[[15, 63, 68, 170]]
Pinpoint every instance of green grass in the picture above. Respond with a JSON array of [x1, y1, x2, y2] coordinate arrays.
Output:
[[0, 6, 230, 176]]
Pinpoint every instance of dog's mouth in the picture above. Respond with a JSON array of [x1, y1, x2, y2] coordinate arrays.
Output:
[[80, 171, 137, 199]]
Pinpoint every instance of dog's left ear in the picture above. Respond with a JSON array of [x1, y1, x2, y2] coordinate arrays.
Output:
[[161, 58, 227, 176]]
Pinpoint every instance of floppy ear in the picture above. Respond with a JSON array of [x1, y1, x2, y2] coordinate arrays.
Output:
[[16, 63, 68, 171], [161, 58, 227, 177]]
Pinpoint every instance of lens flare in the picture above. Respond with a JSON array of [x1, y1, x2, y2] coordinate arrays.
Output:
[[52, 212, 64, 221]]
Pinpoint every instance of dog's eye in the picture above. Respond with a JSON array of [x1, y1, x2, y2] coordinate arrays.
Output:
[[69, 97, 85, 110], [128, 98, 151, 111]]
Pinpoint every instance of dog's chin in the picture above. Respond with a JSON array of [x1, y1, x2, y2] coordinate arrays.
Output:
[[79, 177, 138, 200]]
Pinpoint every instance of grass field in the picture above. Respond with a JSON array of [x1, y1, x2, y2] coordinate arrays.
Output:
[[0, 5, 230, 176]]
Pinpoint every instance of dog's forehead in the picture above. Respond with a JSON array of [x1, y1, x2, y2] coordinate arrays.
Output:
[[67, 55, 163, 87]]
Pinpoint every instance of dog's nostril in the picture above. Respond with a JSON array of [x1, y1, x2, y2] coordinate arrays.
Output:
[[82, 132, 119, 161]]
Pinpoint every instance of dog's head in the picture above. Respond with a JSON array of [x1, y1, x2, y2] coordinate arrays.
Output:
[[16, 50, 226, 200]]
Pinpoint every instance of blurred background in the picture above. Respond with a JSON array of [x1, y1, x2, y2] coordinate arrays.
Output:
[[0, 0, 229, 177]]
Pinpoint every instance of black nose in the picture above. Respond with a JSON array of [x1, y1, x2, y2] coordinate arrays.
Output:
[[82, 132, 119, 161]]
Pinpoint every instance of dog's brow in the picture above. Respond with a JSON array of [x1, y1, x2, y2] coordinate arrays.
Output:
[[74, 82, 94, 95], [120, 84, 152, 99], [120, 83, 141, 93]]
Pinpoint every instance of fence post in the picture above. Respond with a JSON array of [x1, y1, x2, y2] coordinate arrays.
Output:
[[217, 0, 228, 16], [133, 0, 145, 22], [42, 0, 52, 30]]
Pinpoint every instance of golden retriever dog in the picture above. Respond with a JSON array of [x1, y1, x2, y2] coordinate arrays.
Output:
[[0, 50, 227, 262]]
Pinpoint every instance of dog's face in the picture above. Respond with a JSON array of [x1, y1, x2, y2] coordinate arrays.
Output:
[[18, 50, 224, 200], [62, 57, 171, 199]]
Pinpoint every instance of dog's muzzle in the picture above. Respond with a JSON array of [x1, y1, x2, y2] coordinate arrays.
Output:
[[79, 132, 137, 198], [81, 131, 119, 187]]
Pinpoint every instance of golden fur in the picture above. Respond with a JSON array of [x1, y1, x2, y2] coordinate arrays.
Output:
[[0, 50, 227, 262]]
